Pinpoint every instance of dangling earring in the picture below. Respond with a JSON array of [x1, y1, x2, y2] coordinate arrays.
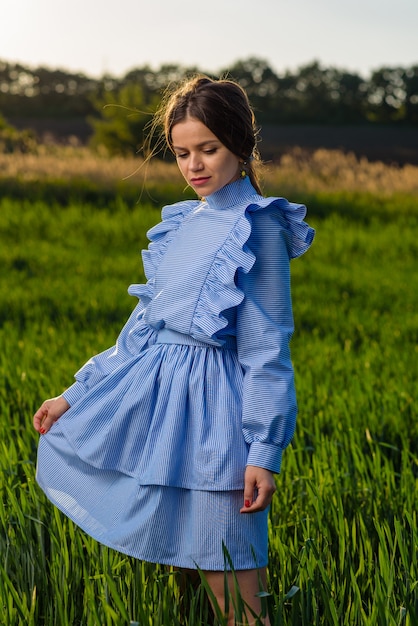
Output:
[[240, 161, 247, 179]]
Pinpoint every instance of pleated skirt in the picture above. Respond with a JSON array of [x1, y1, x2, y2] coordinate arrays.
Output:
[[36, 333, 269, 571]]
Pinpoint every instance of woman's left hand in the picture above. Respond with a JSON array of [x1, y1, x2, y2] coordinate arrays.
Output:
[[240, 465, 276, 514]]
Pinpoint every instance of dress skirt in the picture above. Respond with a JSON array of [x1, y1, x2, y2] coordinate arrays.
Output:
[[36, 331, 269, 571]]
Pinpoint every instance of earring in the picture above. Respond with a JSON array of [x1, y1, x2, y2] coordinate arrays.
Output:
[[240, 161, 247, 179]]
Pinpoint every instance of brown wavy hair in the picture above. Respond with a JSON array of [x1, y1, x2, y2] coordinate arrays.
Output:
[[152, 75, 263, 195]]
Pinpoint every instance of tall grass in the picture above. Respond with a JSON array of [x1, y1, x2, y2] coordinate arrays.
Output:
[[1, 146, 417, 209], [1, 152, 417, 624], [1, 146, 417, 194]]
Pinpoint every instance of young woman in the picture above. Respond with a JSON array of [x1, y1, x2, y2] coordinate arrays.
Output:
[[34, 76, 314, 625]]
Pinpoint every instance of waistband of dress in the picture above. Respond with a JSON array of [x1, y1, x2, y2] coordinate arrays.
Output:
[[155, 328, 236, 350]]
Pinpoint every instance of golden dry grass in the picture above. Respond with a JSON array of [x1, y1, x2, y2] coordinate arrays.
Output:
[[265, 147, 418, 196], [0, 146, 179, 186], [0, 145, 417, 196]]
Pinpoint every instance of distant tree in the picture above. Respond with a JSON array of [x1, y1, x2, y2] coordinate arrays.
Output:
[[119, 65, 158, 103], [90, 65, 205, 155], [0, 57, 417, 137], [335, 70, 369, 122], [223, 58, 280, 122], [367, 67, 406, 122], [123, 63, 199, 92], [220, 59, 369, 124], [89, 82, 155, 155], [0, 62, 98, 118], [403, 65, 418, 123], [0, 112, 37, 153], [120, 63, 204, 111], [285, 62, 332, 122], [272, 62, 368, 124]]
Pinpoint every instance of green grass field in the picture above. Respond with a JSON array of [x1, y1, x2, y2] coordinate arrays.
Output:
[[1, 172, 417, 624]]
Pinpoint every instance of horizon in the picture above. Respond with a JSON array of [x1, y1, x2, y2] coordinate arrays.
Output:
[[1, 0, 417, 81]]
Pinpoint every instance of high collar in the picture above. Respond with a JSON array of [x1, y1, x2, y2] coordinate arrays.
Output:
[[205, 177, 261, 210]]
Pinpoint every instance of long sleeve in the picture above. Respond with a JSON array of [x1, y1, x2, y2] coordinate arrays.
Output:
[[62, 302, 155, 406], [61, 200, 199, 408], [236, 207, 298, 474]]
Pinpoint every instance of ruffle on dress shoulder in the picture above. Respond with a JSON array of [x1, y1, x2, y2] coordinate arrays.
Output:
[[128, 199, 199, 307], [143, 200, 200, 279], [247, 196, 315, 259], [191, 212, 256, 345], [190, 195, 314, 345]]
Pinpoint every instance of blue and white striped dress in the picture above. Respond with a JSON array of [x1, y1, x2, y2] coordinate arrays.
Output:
[[36, 176, 314, 570]]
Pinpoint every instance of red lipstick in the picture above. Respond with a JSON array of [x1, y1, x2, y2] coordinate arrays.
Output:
[[191, 177, 211, 186]]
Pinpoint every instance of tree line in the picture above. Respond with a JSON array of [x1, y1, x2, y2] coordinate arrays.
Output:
[[0, 57, 417, 155]]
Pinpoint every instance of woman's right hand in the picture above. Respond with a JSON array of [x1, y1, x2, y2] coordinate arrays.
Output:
[[33, 396, 70, 434]]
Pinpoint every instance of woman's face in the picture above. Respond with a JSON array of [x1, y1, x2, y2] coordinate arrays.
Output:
[[171, 117, 241, 196]]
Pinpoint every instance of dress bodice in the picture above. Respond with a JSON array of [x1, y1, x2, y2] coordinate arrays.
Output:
[[128, 176, 315, 346]]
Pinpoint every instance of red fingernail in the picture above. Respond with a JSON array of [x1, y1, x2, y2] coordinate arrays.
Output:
[[245, 500, 251, 508], [40, 428, 46, 434]]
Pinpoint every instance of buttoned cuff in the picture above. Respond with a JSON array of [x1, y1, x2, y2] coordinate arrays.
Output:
[[247, 441, 283, 474]]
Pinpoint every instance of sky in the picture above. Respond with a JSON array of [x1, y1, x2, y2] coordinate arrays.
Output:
[[1, 0, 417, 78]]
